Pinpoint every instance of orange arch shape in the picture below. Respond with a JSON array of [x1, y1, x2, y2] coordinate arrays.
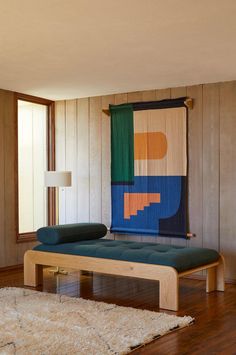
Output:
[[134, 132, 167, 160]]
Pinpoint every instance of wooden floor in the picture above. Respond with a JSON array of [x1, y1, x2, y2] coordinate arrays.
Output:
[[0, 267, 236, 354]]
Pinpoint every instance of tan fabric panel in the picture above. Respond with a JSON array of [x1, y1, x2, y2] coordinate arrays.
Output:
[[134, 107, 187, 176]]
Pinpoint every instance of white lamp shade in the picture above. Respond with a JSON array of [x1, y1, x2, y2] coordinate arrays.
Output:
[[44, 171, 72, 187]]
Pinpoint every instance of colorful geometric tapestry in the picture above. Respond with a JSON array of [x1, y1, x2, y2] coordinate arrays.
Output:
[[110, 100, 188, 238]]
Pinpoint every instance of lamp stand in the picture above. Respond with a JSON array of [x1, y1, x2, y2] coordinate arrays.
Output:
[[49, 186, 68, 275]]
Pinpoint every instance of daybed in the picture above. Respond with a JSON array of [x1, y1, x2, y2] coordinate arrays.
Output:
[[24, 223, 224, 311]]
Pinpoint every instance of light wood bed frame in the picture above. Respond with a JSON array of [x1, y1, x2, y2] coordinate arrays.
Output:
[[24, 250, 225, 311]]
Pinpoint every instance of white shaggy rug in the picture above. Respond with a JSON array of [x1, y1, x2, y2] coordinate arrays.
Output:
[[0, 288, 193, 355]]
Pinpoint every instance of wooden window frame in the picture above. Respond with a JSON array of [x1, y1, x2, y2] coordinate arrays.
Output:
[[15, 93, 56, 243]]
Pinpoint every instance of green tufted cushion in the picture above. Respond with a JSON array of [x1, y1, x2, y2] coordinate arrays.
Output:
[[37, 223, 107, 245], [34, 238, 220, 272]]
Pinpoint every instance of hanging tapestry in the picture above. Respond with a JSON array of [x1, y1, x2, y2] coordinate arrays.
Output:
[[110, 98, 188, 238]]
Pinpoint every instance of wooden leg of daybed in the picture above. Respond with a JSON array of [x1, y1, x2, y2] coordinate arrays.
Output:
[[216, 254, 225, 291], [24, 251, 43, 287], [159, 270, 179, 311], [206, 267, 216, 292], [206, 254, 225, 293]]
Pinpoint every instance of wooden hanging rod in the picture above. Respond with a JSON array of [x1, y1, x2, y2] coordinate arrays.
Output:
[[103, 109, 110, 116], [107, 227, 196, 239], [184, 98, 193, 110], [102, 97, 193, 116], [187, 233, 196, 239]]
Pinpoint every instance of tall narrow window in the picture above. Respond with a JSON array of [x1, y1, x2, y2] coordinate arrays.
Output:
[[17, 95, 55, 242]]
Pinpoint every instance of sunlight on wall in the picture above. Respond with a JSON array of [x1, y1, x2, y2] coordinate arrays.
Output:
[[18, 100, 47, 233]]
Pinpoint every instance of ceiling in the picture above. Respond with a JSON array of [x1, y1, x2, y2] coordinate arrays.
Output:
[[0, 0, 236, 100]]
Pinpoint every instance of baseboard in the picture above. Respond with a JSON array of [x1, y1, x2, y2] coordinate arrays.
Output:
[[183, 274, 206, 281], [0, 264, 23, 272], [183, 274, 236, 285]]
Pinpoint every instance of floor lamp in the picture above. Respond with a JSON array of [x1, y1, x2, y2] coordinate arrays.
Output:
[[44, 170, 72, 275]]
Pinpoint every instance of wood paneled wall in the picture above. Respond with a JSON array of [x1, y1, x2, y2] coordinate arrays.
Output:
[[0, 89, 37, 268], [0, 82, 236, 282], [55, 81, 236, 281]]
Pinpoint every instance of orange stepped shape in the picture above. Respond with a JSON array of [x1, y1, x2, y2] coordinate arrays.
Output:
[[124, 193, 161, 219]]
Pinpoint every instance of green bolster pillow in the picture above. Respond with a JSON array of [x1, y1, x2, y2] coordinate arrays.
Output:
[[37, 223, 107, 245]]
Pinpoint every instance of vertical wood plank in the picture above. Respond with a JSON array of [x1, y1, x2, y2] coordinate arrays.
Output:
[[77, 98, 90, 222], [101, 95, 114, 234], [3, 90, 17, 265], [156, 88, 171, 101], [187, 85, 203, 248], [17, 241, 38, 264], [127, 91, 142, 103], [220, 81, 236, 279], [115, 93, 128, 105], [65, 100, 78, 223], [0, 91, 6, 266], [89, 96, 102, 222], [202, 83, 220, 250], [55, 101, 66, 223], [171, 86, 187, 99], [142, 90, 156, 101]]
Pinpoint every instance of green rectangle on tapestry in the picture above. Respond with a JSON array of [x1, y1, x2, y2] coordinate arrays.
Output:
[[110, 104, 134, 183]]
